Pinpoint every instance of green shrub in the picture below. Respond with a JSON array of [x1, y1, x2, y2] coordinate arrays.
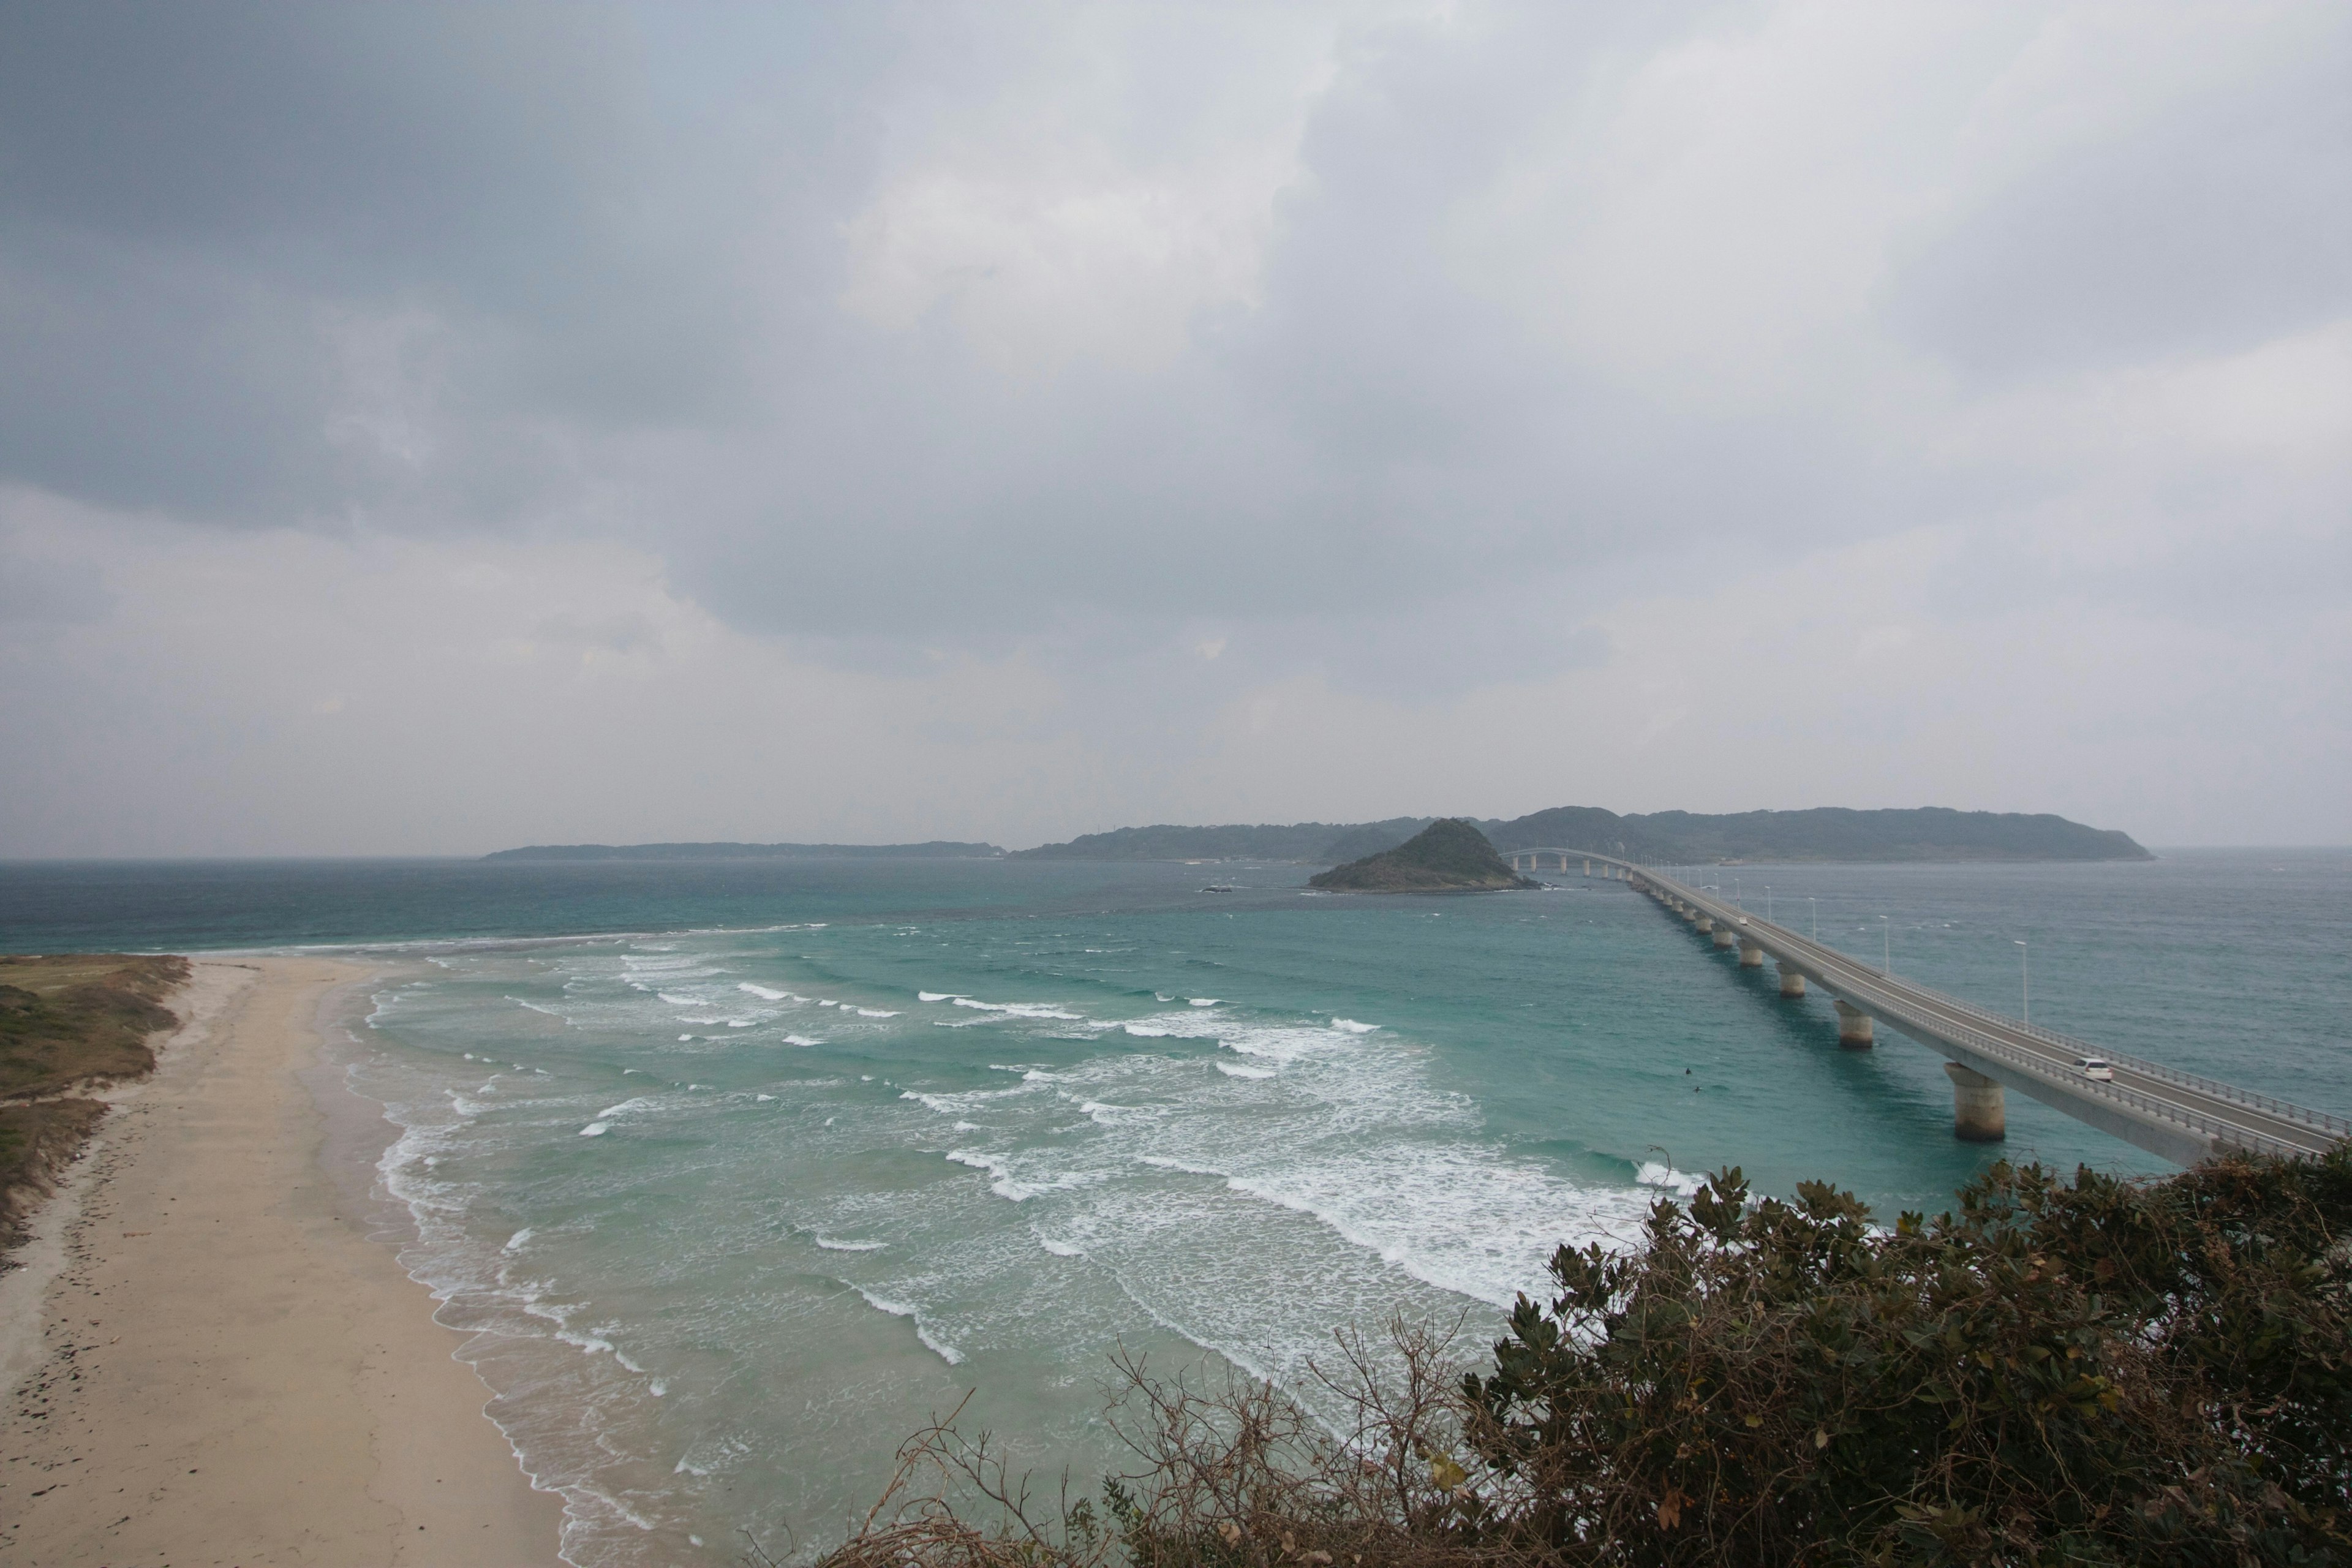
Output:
[[809, 1148, 2351, 1568], [1468, 1150, 2349, 1564]]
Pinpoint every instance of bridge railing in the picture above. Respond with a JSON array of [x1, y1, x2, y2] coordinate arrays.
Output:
[[1741, 918, 2321, 1160], [1915, 992, 2352, 1140], [1717, 901, 2352, 1144], [1610, 863, 2337, 1160], [1794, 953, 2317, 1160]]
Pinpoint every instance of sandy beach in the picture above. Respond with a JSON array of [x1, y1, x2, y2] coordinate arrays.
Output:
[[0, 956, 564, 1565]]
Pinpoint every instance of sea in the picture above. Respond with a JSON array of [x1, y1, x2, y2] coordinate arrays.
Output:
[[2, 849, 2346, 1566]]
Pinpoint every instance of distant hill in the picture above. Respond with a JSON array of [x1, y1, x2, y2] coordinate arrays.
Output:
[[1485, 807, 2152, 864], [1017, 806, 2150, 864], [482, 840, 1003, 862], [1006, 819, 1430, 864], [1308, 820, 1537, 893]]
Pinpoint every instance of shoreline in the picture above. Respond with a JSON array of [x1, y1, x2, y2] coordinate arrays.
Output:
[[0, 956, 565, 1564]]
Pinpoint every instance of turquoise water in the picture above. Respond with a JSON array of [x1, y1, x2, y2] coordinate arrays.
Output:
[[2, 850, 2346, 1565]]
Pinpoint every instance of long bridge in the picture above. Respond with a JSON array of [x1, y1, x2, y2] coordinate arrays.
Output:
[[1506, 848, 2349, 1165]]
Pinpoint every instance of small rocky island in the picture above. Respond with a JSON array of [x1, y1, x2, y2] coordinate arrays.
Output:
[[1307, 820, 1538, 893]]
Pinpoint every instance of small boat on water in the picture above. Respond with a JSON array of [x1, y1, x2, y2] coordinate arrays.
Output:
[[1200, 883, 1240, 893]]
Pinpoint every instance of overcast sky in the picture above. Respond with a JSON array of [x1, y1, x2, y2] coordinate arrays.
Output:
[[1, 1, 2344, 855]]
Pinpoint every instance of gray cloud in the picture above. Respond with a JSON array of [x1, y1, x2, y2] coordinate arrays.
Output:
[[0, 1, 2343, 851], [1883, 17, 2352, 381]]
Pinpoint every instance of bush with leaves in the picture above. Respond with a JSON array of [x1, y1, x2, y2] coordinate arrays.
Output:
[[1466, 1150, 2349, 1564], [805, 1147, 2349, 1568]]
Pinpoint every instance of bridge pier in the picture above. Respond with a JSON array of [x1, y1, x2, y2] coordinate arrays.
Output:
[[1711, 927, 1736, 949], [1695, 916, 1713, 933], [1833, 1000, 1874, 1050], [1777, 963, 1806, 997], [1738, 940, 1765, 968], [1943, 1063, 2007, 1142]]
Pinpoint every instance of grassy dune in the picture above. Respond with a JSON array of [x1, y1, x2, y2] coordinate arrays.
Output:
[[0, 953, 187, 1251]]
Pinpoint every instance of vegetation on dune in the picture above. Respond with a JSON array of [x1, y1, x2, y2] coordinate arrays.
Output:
[[1, 953, 186, 1253], [798, 1147, 2351, 1568], [1308, 821, 1537, 893]]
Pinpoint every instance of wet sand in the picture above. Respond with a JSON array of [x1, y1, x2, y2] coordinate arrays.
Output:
[[0, 956, 564, 1564]]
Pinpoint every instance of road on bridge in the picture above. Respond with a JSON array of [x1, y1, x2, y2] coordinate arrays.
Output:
[[1548, 850, 2347, 1165]]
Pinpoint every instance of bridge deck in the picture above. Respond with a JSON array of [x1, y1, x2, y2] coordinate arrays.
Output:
[[1526, 848, 2347, 1165]]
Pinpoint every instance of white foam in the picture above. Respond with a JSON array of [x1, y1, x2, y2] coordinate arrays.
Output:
[[598, 1097, 655, 1118], [1635, 1161, 1705, 1197], [951, 997, 1084, 1020], [1076, 1098, 1161, 1126], [1218, 1145, 1656, 1308], [503, 1227, 534, 1251], [1136, 1153, 1226, 1178], [919, 991, 956, 1003], [1330, 1017, 1378, 1034], [726, 1019, 756, 1028], [657, 992, 701, 1006], [1188, 998, 1219, 1007], [946, 1148, 1094, 1202], [755, 1093, 775, 1102], [854, 1008, 899, 1018], [578, 1121, 611, 1137], [1037, 1236, 1085, 1258], [783, 1035, 821, 1047], [850, 1286, 965, 1365], [1123, 1023, 1173, 1037], [737, 983, 788, 1000], [815, 1235, 888, 1252], [1215, 1027, 1349, 1064], [1216, 1061, 1276, 1079], [900, 1081, 1035, 1115]]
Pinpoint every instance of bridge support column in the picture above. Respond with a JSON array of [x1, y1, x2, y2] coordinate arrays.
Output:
[[1583, 861, 1590, 876], [1695, 916, 1713, 933], [1833, 1000, 1874, 1050], [1738, 940, 1765, 968], [1943, 1063, 2006, 1142], [1712, 927, 1736, 949], [1778, 963, 1806, 997]]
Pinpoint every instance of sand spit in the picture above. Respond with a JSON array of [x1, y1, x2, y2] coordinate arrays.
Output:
[[0, 956, 562, 1564]]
